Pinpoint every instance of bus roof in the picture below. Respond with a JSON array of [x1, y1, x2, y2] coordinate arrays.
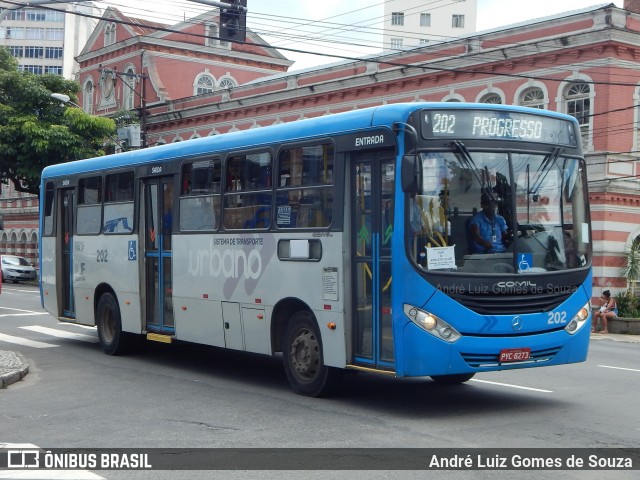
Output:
[[41, 102, 579, 180]]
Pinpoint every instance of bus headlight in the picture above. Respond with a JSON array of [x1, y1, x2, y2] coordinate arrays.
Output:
[[564, 302, 591, 335], [403, 304, 461, 343]]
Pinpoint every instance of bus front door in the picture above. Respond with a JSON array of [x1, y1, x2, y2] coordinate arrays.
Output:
[[59, 189, 75, 318], [351, 154, 395, 370], [141, 177, 175, 335]]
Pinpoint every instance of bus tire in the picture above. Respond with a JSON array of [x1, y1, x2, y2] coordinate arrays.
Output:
[[282, 310, 342, 397], [430, 373, 475, 385], [96, 292, 137, 356]]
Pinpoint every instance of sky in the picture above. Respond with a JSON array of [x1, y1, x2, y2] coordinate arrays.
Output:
[[96, 0, 625, 71]]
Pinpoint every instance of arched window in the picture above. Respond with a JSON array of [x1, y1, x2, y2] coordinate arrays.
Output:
[[83, 80, 94, 114], [218, 76, 236, 90], [194, 74, 215, 95], [521, 87, 545, 109], [104, 23, 116, 46], [565, 81, 591, 144], [204, 22, 229, 48], [480, 93, 502, 104], [124, 67, 136, 110]]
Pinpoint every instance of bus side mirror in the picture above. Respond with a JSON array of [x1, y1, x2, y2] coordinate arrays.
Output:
[[401, 154, 420, 193]]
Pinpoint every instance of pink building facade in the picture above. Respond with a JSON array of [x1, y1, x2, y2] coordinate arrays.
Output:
[[4, 3, 640, 299]]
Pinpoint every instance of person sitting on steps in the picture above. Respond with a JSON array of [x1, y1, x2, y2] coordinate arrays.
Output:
[[592, 289, 617, 334]]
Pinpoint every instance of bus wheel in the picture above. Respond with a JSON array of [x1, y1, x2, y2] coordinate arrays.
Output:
[[282, 311, 342, 397], [430, 373, 475, 385], [96, 292, 137, 355]]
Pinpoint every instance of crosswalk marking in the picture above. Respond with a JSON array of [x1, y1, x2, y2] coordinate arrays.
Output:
[[19, 326, 98, 343], [0, 333, 58, 349]]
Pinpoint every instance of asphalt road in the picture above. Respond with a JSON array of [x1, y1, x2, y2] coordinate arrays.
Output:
[[0, 283, 638, 480]]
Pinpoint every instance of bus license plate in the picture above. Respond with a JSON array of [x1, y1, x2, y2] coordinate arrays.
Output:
[[499, 348, 531, 362]]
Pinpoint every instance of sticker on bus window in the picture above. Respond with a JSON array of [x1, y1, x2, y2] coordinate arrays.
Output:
[[426, 246, 456, 270]]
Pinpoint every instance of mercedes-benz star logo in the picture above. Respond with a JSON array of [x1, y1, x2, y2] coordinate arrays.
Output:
[[512, 316, 523, 331]]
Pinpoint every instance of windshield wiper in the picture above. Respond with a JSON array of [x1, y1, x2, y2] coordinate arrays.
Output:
[[452, 140, 497, 203], [529, 146, 563, 197]]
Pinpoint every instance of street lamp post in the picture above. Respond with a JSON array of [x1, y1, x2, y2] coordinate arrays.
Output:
[[50, 93, 126, 151], [50, 92, 80, 108]]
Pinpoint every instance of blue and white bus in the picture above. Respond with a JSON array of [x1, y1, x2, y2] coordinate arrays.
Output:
[[39, 103, 592, 396]]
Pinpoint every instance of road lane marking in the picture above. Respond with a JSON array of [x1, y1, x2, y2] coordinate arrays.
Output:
[[57, 323, 96, 331], [19, 326, 98, 343], [470, 378, 553, 393], [598, 365, 640, 373], [0, 307, 45, 314], [0, 307, 48, 318], [0, 333, 58, 349]]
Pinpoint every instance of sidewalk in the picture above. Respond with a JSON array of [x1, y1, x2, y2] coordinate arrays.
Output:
[[588, 332, 640, 343], [1, 333, 638, 388], [0, 350, 29, 388]]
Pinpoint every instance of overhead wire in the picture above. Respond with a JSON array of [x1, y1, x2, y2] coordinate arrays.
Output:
[[94, 0, 640, 88], [92, 0, 640, 80], [4, 0, 640, 148]]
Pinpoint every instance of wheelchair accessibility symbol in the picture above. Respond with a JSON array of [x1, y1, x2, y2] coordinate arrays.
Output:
[[128, 240, 137, 261], [518, 253, 533, 272]]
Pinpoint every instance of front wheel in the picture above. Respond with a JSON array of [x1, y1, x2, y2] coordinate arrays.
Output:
[[430, 373, 475, 385], [96, 292, 138, 355], [282, 310, 342, 397]]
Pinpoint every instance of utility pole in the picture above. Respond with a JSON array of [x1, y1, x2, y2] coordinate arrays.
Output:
[[98, 66, 148, 148], [187, 0, 248, 42]]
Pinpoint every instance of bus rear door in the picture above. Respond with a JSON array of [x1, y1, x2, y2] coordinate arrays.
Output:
[[141, 176, 175, 336], [58, 188, 75, 318]]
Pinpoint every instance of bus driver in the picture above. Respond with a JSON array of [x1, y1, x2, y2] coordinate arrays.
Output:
[[469, 191, 507, 253]]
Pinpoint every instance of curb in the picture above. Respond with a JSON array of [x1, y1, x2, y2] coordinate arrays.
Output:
[[0, 351, 29, 388]]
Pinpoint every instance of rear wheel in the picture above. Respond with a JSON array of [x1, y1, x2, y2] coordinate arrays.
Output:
[[430, 373, 475, 385], [96, 292, 138, 355], [282, 310, 342, 397]]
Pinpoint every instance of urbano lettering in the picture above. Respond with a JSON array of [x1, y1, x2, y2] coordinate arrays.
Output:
[[188, 240, 263, 279]]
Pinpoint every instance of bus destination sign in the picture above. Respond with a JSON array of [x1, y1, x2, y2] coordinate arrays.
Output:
[[421, 109, 578, 146]]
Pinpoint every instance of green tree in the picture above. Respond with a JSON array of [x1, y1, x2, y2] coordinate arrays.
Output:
[[621, 236, 640, 296], [0, 47, 116, 195]]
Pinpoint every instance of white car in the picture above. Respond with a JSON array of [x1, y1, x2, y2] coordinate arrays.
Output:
[[1, 255, 37, 283]]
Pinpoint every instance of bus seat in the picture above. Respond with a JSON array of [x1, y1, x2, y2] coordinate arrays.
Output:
[[244, 205, 271, 229]]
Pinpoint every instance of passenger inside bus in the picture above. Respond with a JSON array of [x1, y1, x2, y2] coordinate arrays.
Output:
[[468, 191, 507, 253], [409, 192, 426, 261]]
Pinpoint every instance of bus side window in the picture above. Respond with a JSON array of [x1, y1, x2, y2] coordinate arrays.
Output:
[[77, 175, 102, 234], [223, 152, 272, 230], [276, 143, 334, 229], [43, 182, 55, 236], [180, 158, 220, 231], [103, 171, 134, 234]]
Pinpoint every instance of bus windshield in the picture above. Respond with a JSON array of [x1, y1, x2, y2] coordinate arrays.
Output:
[[408, 148, 590, 274]]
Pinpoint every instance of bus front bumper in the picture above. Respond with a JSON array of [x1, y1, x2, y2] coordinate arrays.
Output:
[[399, 321, 590, 377]]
